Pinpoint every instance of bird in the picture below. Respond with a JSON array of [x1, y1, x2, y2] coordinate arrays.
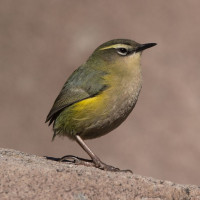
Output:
[[46, 39, 156, 172]]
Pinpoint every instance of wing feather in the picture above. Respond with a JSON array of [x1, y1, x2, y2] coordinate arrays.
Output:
[[46, 64, 107, 125]]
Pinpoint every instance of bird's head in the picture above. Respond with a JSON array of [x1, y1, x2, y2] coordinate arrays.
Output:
[[92, 39, 156, 62]]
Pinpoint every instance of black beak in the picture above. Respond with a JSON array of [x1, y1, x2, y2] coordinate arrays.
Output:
[[136, 43, 157, 53]]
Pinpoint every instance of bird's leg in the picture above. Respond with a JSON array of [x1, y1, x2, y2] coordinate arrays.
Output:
[[75, 135, 132, 173]]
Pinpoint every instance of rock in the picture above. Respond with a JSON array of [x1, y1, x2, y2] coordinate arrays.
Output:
[[0, 148, 199, 200]]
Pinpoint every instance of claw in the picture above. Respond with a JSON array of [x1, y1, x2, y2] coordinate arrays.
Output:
[[56, 154, 132, 173], [93, 158, 132, 173], [58, 155, 95, 167]]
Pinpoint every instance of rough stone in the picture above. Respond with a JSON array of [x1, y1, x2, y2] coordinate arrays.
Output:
[[0, 148, 200, 200]]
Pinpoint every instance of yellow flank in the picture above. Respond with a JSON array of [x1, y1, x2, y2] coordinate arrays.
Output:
[[73, 96, 99, 111], [99, 44, 132, 51], [72, 93, 108, 120]]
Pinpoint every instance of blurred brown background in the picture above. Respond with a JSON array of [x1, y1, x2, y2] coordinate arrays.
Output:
[[0, 0, 200, 185]]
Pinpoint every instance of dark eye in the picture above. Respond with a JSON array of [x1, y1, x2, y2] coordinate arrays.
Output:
[[117, 48, 128, 56]]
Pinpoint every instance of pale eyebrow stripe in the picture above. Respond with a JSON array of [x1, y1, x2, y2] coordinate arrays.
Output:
[[99, 44, 132, 50]]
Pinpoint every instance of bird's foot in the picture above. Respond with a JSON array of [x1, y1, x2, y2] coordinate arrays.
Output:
[[59, 155, 95, 167], [58, 155, 132, 173], [93, 157, 132, 173]]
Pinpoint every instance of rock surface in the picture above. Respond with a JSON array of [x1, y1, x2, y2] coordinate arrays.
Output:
[[0, 148, 200, 200]]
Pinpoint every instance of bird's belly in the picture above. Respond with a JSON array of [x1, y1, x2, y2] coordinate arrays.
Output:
[[54, 83, 141, 140]]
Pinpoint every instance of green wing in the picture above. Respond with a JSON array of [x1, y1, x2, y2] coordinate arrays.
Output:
[[46, 65, 107, 125]]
